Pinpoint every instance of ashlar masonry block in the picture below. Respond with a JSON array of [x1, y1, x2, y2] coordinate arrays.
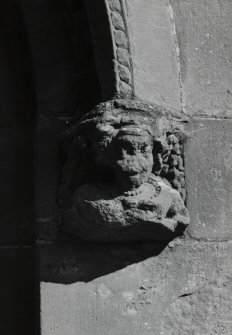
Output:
[[185, 119, 232, 241]]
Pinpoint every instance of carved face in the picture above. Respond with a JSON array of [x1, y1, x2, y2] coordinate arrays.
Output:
[[90, 122, 155, 190], [111, 131, 154, 189]]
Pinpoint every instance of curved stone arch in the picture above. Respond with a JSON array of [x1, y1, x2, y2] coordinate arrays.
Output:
[[85, 0, 134, 100]]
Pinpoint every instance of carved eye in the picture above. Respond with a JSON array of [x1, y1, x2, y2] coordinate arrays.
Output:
[[124, 142, 135, 155]]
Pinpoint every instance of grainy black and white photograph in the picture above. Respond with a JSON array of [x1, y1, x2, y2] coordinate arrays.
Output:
[[1, 0, 232, 334]]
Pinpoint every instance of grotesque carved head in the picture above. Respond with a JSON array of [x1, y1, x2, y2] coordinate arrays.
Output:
[[65, 99, 187, 193], [61, 100, 189, 242], [89, 107, 156, 190]]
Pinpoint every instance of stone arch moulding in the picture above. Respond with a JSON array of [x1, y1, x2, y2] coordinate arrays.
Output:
[[84, 0, 134, 100]]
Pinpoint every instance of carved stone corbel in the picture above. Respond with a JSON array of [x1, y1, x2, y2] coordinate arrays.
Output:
[[60, 99, 190, 242]]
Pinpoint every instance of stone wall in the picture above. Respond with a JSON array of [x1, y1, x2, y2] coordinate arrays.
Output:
[[39, 1, 232, 335], [1, 0, 232, 334]]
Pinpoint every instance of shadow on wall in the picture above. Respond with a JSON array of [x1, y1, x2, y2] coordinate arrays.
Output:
[[0, 2, 36, 334], [39, 238, 169, 284], [0, 0, 35, 245]]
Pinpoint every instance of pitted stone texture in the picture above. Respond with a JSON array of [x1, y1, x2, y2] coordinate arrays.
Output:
[[170, 0, 232, 116], [62, 100, 189, 242], [185, 119, 232, 241], [126, 0, 181, 109], [161, 278, 232, 335], [40, 240, 232, 335], [64, 177, 189, 242]]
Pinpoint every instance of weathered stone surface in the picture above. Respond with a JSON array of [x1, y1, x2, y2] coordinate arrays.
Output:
[[126, 0, 181, 109], [161, 277, 232, 335], [119, 81, 133, 96], [108, 0, 122, 12], [61, 100, 189, 241], [118, 64, 132, 84], [111, 11, 125, 31], [40, 240, 232, 335], [107, 0, 134, 98], [185, 119, 232, 241], [170, 0, 232, 116], [116, 48, 131, 68], [114, 30, 128, 49]]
